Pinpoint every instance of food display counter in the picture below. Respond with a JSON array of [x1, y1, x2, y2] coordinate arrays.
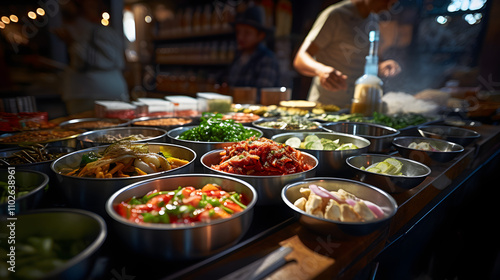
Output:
[[160, 123, 500, 280], [1, 110, 499, 280]]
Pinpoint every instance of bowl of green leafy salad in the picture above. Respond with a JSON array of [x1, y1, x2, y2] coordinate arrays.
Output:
[[167, 113, 262, 168]]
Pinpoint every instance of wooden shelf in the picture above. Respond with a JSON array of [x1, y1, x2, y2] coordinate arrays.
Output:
[[154, 28, 234, 41]]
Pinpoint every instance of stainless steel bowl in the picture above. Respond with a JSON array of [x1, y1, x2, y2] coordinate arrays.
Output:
[[252, 117, 323, 138], [0, 129, 84, 149], [201, 150, 317, 205], [323, 122, 400, 153], [51, 143, 196, 215], [167, 126, 263, 168], [0, 169, 49, 215], [105, 173, 257, 260], [346, 154, 431, 193], [271, 132, 370, 176], [77, 127, 168, 149], [282, 177, 398, 236], [393, 136, 464, 164], [0, 208, 106, 280], [59, 118, 130, 131], [418, 125, 480, 147], [130, 116, 194, 130], [0, 146, 74, 185]]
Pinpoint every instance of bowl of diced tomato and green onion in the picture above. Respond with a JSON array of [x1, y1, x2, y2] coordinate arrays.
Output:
[[105, 173, 257, 260]]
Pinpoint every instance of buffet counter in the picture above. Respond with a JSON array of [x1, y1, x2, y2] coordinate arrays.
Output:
[[5, 111, 499, 279], [158, 123, 500, 280]]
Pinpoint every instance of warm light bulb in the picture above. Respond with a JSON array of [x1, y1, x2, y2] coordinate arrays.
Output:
[[102, 12, 110, 20], [0, 22, 5, 29], [36, 8, 45, 16], [101, 18, 109, 26], [1, 16, 10, 24], [145, 15, 152, 23], [28, 11, 37, 19], [9, 15, 18, 23]]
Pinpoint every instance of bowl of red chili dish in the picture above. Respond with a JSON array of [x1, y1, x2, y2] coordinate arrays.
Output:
[[201, 137, 318, 205], [105, 173, 257, 260]]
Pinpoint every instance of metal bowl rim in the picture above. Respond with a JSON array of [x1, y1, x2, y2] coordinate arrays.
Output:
[[105, 173, 257, 230], [417, 125, 481, 139], [15, 207, 107, 277], [129, 116, 194, 126], [0, 169, 49, 204], [270, 131, 372, 150], [0, 128, 85, 145], [167, 126, 263, 144], [392, 136, 465, 153], [323, 121, 401, 139], [59, 118, 131, 128], [76, 126, 168, 141], [346, 154, 431, 178], [281, 177, 398, 225], [251, 117, 322, 131], [0, 146, 75, 166], [200, 149, 319, 178], [50, 142, 197, 181]]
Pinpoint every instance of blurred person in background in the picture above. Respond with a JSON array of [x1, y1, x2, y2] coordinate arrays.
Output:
[[54, 0, 128, 114], [294, 0, 401, 108], [226, 5, 280, 102]]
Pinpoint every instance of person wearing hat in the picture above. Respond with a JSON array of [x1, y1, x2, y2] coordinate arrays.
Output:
[[226, 6, 280, 101]]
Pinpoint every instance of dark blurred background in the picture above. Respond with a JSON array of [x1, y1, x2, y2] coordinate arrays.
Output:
[[0, 0, 498, 119]]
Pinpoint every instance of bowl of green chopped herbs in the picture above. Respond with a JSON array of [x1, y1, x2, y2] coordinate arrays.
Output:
[[167, 113, 262, 168]]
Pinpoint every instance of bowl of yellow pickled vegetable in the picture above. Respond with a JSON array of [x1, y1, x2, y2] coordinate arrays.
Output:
[[346, 154, 431, 193]]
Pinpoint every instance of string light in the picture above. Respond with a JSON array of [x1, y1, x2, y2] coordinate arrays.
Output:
[[1, 16, 10, 24], [145, 15, 152, 23], [28, 11, 36, 19], [9, 15, 18, 23], [101, 18, 109, 26], [36, 8, 45, 16], [0, 22, 5, 29], [102, 12, 110, 20]]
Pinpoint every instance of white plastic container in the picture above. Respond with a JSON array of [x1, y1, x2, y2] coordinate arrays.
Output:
[[197, 92, 232, 113], [137, 98, 174, 116], [165, 95, 200, 117]]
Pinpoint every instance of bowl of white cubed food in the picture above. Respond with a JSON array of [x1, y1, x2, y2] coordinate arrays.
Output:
[[282, 177, 397, 237]]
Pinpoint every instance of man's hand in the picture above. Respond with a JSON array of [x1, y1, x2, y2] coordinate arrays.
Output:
[[379, 60, 401, 77], [316, 65, 348, 91]]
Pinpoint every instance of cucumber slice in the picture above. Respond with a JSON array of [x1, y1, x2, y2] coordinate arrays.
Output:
[[383, 158, 403, 175], [285, 137, 302, 148], [306, 140, 323, 150], [304, 135, 320, 143]]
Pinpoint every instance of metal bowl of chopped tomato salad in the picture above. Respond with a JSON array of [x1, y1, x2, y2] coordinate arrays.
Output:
[[105, 173, 257, 260]]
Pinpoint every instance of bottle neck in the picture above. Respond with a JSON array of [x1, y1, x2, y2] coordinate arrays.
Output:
[[364, 55, 378, 76]]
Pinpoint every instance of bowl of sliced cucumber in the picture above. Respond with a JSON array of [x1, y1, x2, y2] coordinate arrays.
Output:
[[272, 132, 370, 177]]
